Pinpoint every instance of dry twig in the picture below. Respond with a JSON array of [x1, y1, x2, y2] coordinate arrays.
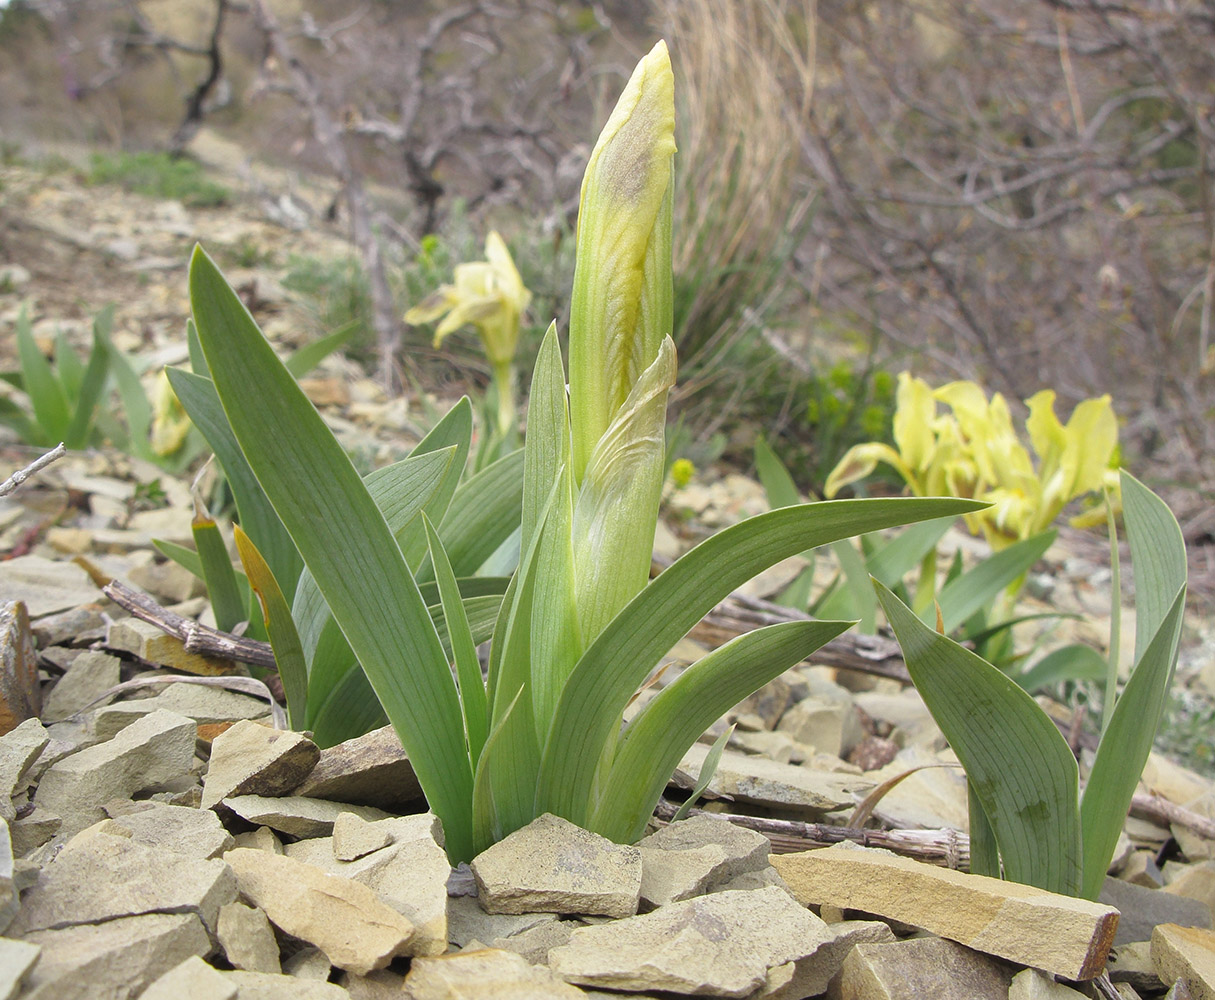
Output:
[[653, 797, 971, 869], [103, 579, 277, 669], [0, 443, 67, 498]]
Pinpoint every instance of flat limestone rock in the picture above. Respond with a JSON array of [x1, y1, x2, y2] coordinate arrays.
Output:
[[1107, 940, 1165, 994], [757, 919, 895, 999], [471, 813, 642, 918], [0, 556, 98, 618], [140, 955, 238, 1000], [102, 799, 234, 859], [403, 948, 585, 999], [0, 717, 48, 821], [0, 936, 41, 1000], [9, 809, 60, 858], [1008, 967, 1089, 998], [218, 970, 351, 999], [489, 918, 578, 965], [0, 602, 40, 736], [1101, 875, 1212, 944], [637, 843, 731, 907], [223, 847, 415, 975], [10, 825, 236, 937], [284, 814, 448, 956], [1153, 924, 1215, 1000], [446, 895, 558, 948], [201, 720, 319, 809], [294, 725, 423, 811], [637, 814, 772, 906], [679, 743, 871, 814], [41, 650, 121, 723], [32, 708, 197, 840], [335, 968, 407, 999], [0, 822, 17, 934], [772, 844, 1118, 980], [232, 825, 284, 854], [222, 794, 391, 838], [217, 901, 281, 974], [92, 682, 270, 739], [20, 911, 210, 1000], [548, 885, 832, 998], [839, 936, 1015, 1000], [282, 946, 332, 980], [332, 810, 392, 861]]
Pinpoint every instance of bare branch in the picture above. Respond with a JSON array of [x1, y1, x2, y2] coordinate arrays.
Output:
[[0, 444, 67, 498]]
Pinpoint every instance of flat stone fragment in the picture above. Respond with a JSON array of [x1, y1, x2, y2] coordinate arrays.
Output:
[[140, 955, 238, 1000], [336, 968, 407, 999], [32, 708, 197, 840], [8, 809, 60, 857], [548, 885, 832, 998], [637, 843, 731, 907], [0, 717, 48, 821], [757, 919, 895, 999], [232, 825, 284, 853], [332, 810, 393, 861], [637, 814, 772, 906], [106, 616, 234, 675], [446, 894, 558, 948], [1168, 866, 1215, 919], [92, 682, 270, 739], [201, 719, 319, 809], [839, 936, 1014, 1000], [472, 813, 642, 917], [218, 970, 351, 999], [41, 650, 122, 723], [1107, 940, 1165, 994], [0, 556, 98, 617], [0, 936, 40, 1000], [403, 948, 585, 999], [1153, 924, 1215, 1000], [1101, 875, 1212, 944], [286, 814, 448, 955], [223, 793, 391, 838], [680, 743, 871, 814], [489, 917, 578, 964], [102, 799, 234, 859], [1008, 967, 1089, 998], [19, 911, 210, 1000], [10, 825, 236, 936], [0, 602, 40, 736], [294, 724, 423, 811], [223, 847, 415, 975], [283, 946, 333, 980], [30, 604, 105, 649], [772, 844, 1119, 980], [218, 901, 281, 973]]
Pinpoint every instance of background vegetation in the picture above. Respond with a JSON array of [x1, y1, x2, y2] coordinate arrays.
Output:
[[0, 0, 1212, 529]]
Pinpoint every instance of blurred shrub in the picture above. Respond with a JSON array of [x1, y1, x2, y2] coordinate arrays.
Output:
[[85, 150, 228, 207]]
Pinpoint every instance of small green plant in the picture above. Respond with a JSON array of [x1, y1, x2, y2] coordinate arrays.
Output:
[[185, 42, 979, 863], [85, 150, 229, 207], [0, 307, 112, 450], [876, 472, 1186, 900], [282, 254, 373, 359]]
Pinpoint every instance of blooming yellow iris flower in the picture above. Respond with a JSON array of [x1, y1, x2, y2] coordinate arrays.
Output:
[[150, 368, 192, 457], [405, 231, 531, 433], [825, 373, 1118, 549]]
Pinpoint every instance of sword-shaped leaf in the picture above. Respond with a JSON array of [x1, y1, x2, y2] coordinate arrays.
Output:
[[189, 245, 475, 862], [876, 580, 1082, 895]]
